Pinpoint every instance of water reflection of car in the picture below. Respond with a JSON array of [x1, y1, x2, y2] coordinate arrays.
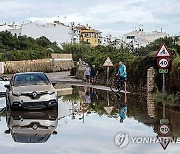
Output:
[[0, 76, 9, 96], [5, 72, 58, 110], [5, 110, 58, 143]]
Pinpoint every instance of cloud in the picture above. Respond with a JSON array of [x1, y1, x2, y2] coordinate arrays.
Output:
[[0, 0, 179, 36]]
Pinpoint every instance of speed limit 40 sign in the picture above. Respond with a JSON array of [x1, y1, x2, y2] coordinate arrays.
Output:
[[157, 57, 170, 68]]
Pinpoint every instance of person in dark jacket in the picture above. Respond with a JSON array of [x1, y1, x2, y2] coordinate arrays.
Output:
[[91, 65, 98, 84]]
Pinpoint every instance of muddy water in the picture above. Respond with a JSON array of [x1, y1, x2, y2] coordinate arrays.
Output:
[[0, 85, 180, 154]]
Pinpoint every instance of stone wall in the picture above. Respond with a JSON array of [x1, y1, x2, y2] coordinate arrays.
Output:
[[51, 54, 72, 60], [51, 59, 74, 72], [147, 93, 155, 118], [75, 65, 85, 79], [4, 58, 74, 74], [4, 59, 52, 74], [147, 67, 155, 93]]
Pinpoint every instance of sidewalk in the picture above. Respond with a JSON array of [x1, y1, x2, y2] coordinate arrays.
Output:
[[47, 72, 130, 93], [45, 71, 82, 83]]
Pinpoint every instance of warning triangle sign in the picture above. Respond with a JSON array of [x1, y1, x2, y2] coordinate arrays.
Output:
[[104, 106, 114, 115], [156, 136, 171, 150], [103, 57, 113, 67], [156, 43, 171, 57]]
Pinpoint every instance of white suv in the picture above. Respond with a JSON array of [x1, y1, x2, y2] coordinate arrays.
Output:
[[5, 72, 58, 110]]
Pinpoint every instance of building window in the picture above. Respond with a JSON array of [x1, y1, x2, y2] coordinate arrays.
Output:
[[127, 36, 135, 39]]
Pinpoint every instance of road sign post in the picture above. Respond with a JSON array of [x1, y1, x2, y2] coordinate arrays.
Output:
[[162, 73, 165, 94], [103, 57, 113, 84], [107, 66, 109, 84], [156, 43, 171, 94], [157, 123, 171, 150]]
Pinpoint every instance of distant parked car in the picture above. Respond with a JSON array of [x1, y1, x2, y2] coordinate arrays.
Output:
[[0, 76, 9, 95], [5, 72, 58, 110]]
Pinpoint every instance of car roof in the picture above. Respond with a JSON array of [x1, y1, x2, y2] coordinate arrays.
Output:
[[14, 72, 45, 75]]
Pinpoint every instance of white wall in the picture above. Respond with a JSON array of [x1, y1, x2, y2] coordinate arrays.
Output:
[[123, 30, 168, 48], [9, 28, 22, 36], [21, 22, 72, 45], [0, 25, 12, 32]]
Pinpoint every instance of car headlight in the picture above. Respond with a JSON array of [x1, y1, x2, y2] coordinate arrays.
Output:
[[48, 91, 55, 95], [12, 91, 21, 97]]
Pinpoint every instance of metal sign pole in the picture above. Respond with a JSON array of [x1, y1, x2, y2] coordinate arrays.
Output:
[[107, 66, 109, 84], [107, 91, 110, 106], [163, 102, 165, 119], [162, 73, 165, 94], [103, 57, 113, 84], [162, 73, 166, 120]]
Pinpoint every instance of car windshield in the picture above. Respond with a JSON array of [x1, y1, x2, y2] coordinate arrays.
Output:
[[13, 73, 50, 86], [13, 133, 51, 143]]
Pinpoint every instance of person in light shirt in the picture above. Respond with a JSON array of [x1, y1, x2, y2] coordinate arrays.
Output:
[[84, 64, 91, 84]]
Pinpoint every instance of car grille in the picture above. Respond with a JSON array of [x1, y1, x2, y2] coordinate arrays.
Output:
[[21, 93, 47, 99], [12, 100, 57, 110]]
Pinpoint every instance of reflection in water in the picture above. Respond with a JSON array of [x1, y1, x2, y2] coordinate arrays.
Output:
[[5, 110, 58, 143], [1, 85, 180, 153], [85, 89, 91, 104], [59, 86, 180, 143], [147, 93, 155, 118], [59, 86, 129, 123], [55, 85, 73, 96], [119, 93, 128, 123], [90, 87, 98, 104]]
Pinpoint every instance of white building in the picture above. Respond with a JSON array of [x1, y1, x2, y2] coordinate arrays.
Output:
[[123, 29, 168, 48], [0, 24, 12, 32], [70, 22, 80, 44], [98, 34, 123, 48], [9, 21, 78, 46]]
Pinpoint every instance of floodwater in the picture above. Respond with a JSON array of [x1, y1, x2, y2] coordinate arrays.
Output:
[[0, 85, 180, 154]]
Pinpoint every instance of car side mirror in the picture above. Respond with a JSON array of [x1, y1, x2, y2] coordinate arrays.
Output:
[[4, 84, 10, 89], [52, 131, 57, 135], [5, 129, 10, 134]]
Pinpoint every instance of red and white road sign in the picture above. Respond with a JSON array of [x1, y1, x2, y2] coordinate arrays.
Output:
[[157, 57, 170, 68], [158, 124, 170, 135], [156, 135, 171, 150], [156, 43, 171, 57], [103, 57, 113, 67]]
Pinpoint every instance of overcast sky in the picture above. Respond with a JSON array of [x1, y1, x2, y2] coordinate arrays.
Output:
[[0, 0, 180, 37]]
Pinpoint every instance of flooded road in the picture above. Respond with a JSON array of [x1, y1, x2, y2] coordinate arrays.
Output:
[[0, 85, 180, 154]]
